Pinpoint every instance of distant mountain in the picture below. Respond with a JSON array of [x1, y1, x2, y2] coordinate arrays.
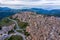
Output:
[[31, 8, 49, 15], [30, 8, 60, 17], [0, 7, 11, 11], [0, 7, 19, 19], [20, 8, 60, 17], [0, 7, 60, 19], [49, 9, 60, 16]]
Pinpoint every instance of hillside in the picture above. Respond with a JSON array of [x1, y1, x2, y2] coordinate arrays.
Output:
[[11, 12, 60, 40]]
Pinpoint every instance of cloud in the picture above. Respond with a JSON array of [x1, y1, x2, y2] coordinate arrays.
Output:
[[0, 0, 60, 9], [19, 0, 40, 2], [1, 0, 60, 5]]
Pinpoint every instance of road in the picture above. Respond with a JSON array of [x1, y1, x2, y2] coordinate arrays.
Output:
[[1, 18, 26, 40]]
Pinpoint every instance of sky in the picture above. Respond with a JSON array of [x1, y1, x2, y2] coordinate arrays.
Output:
[[0, 0, 60, 9]]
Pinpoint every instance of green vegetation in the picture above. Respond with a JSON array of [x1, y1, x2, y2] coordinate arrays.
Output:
[[8, 30, 15, 34], [0, 18, 13, 26], [7, 35, 23, 40], [9, 16, 30, 36], [14, 25, 17, 30], [23, 30, 30, 36], [9, 16, 28, 29], [18, 22, 28, 29], [0, 26, 2, 30], [16, 30, 30, 36], [16, 30, 23, 33], [9, 16, 19, 22], [24, 32, 30, 36], [5, 38, 9, 40]]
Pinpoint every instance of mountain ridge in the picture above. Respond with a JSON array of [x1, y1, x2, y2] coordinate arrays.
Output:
[[0, 7, 60, 19]]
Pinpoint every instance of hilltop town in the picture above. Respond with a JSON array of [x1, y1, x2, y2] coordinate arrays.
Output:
[[0, 12, 60, 40], [11, 12, 60, 40]]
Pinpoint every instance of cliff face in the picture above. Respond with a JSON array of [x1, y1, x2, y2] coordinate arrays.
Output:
[[11, 12, 60, 40]]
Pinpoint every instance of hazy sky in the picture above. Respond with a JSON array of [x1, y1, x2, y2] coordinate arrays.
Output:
[[0, 0, 60, 9]]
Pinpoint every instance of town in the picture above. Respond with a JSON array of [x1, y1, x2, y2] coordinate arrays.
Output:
[[0, 12, 60, 40]]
